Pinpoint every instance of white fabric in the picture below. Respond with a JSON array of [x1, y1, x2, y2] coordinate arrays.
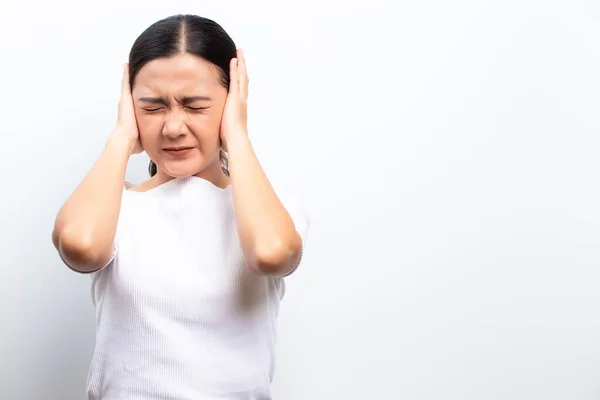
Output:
[[85, 176, 309, 400]]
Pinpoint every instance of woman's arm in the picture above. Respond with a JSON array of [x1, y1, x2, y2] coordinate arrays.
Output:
[[228, 136, 303, 278], [52, 64, 140, 273], [222, 50, 303, 277], [52, 134, 133, 272]]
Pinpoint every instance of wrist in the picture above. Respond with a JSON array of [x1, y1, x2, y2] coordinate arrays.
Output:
[[107, 131, 136, 156], [222, 132, 250, 153]]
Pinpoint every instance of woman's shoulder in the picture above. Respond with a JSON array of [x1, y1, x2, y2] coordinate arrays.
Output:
[[124, 178, 157, 192]]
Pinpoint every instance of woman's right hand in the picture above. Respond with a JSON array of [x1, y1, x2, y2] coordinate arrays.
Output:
[[113, 63, 142, 155]]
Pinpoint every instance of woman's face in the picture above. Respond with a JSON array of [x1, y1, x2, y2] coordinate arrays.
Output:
[[132, 53, 228, 179]]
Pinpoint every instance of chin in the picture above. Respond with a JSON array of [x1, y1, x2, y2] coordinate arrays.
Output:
[[159, 160, 207, 179]]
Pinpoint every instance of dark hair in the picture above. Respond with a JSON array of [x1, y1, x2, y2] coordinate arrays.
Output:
[[128, 14, 236, 177]]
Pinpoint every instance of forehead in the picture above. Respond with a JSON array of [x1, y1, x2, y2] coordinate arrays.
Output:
[[133, 53, 223, 94]]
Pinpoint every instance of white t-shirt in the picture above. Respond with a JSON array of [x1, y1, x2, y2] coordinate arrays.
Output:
[[85, 176, 309, 400]]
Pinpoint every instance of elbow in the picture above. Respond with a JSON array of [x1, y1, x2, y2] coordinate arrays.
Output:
[[248, 234, 303, 278], [52, 228, 112, 273]]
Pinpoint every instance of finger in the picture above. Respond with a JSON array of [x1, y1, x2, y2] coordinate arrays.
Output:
[[121, 63, 131, 96], [237, 49, 248, 99], [228, 57, 239, 94]]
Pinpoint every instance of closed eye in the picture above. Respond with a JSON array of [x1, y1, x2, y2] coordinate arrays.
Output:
[[141, 106, 208, 113]]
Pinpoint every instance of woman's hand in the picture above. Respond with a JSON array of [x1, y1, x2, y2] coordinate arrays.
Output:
[[53, 65, 139, 273], [220, 49, 249, 151], [113, 63, 142, 155], [223, 49, 304, 277]]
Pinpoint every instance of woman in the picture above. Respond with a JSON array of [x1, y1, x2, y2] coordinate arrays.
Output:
[[52, 14, 309, 399]]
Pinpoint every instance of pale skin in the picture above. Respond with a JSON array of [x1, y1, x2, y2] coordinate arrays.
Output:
[[52, 49, 303, 278]]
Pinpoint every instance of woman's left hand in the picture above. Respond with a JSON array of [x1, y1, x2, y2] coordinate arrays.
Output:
[[220, 48, 249, 151]]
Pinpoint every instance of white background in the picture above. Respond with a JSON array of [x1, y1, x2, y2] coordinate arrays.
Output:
[[1, 0, 599, 399]]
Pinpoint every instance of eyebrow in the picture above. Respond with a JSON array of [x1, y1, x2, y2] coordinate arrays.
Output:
[[137, 96, 212, 105]]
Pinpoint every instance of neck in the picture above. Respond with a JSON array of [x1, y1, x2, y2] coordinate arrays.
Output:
[[154, 160, 230, 189], [193, 161, 230, 189]]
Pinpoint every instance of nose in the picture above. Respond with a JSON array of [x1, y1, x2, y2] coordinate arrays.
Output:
[[161, 112, 188, 139]]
